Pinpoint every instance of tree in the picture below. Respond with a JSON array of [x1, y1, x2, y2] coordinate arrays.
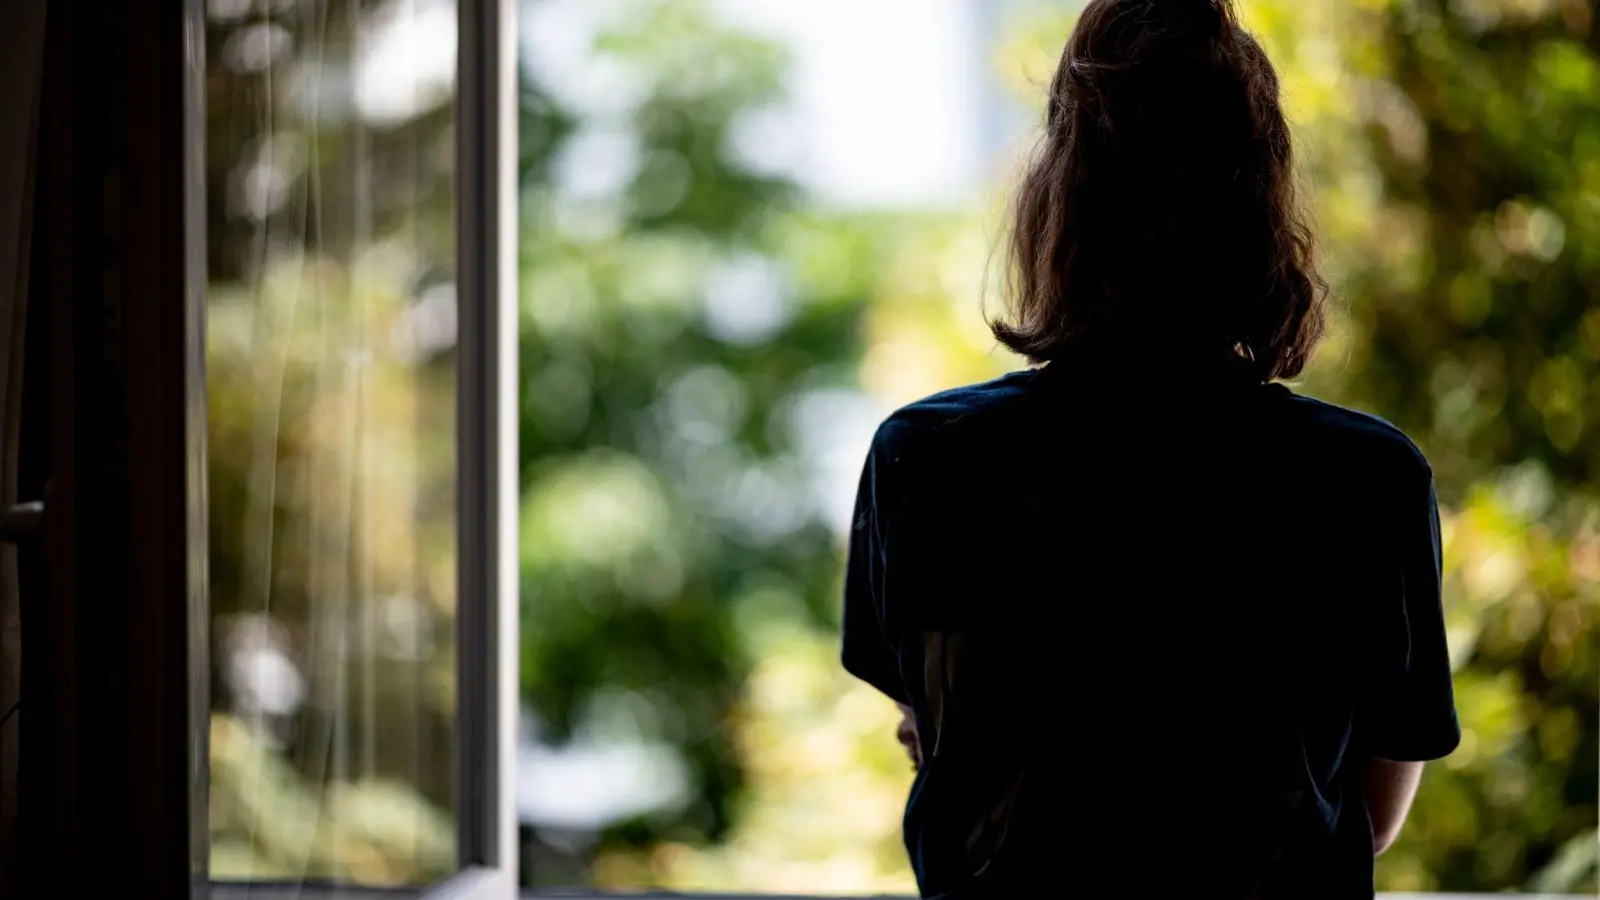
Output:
[[510, 0, 926, 881], [1255, 0, 1599, 891]]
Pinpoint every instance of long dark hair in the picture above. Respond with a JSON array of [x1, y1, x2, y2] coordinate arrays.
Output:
[[991, 0, 1327, 382]]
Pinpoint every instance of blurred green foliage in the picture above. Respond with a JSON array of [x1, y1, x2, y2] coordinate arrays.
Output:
[[204, 0, 459, 883], [200, 0, 1597, 893], [1258, 0, 1599, 891], [514, 0, 892, 860]]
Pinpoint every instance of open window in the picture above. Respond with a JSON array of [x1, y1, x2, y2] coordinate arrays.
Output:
[[4, 1, 1594, 898], [13, 0, 515, 897], [200, 0, 519, 895]]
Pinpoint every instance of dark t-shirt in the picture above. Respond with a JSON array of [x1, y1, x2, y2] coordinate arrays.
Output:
[[841, 361, 1461, 899]]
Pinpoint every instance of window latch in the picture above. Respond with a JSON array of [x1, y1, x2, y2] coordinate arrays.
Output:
[[0, 501, 43, 544]]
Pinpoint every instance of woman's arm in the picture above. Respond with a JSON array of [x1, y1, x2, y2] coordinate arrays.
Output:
[[1362, 470, 1457, 856], [895, 702, 922, 771], [1364, 757, 1425, 854]]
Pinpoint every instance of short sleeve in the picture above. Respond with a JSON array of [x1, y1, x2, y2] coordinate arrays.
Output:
[[1362, 471, 1462, 762], [841, 440, 910, 705]]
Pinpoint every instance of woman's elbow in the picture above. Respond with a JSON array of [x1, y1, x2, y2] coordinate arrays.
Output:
[[1372, 824, 1401, 856], [1364, 758, 1425, 857]]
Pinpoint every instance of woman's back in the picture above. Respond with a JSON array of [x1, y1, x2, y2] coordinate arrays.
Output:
[[840, 2, 1460, 894], [842, 362, 1459, 897]]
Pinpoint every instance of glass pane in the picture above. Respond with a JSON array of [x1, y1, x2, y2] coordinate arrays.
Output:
[[203, 0, 459, 885]]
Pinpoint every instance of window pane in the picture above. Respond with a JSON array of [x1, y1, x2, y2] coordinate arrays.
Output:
[[204, 0, 459, 885]]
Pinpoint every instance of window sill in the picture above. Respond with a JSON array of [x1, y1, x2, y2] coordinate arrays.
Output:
[[210, 886, 1592, 900], [524, 883, 1587, 890]]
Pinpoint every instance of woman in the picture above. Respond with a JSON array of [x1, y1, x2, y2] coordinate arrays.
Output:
[[840, 1, 1460, 897]]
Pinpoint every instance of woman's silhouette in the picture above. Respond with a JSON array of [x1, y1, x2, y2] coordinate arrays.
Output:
[[840, 1, 1461, 897]]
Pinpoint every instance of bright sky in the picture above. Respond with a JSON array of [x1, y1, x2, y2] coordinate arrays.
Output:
[[517, 0, 990, 209], [714, 0, 986, 208], [353, 0, 996, 205]]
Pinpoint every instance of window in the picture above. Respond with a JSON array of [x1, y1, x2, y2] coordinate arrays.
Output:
[[202, 0, 515, 896]]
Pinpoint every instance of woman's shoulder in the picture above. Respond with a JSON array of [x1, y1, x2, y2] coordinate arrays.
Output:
[[869, 369, 1041, 460], [1265, 384, 1433, 479]]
